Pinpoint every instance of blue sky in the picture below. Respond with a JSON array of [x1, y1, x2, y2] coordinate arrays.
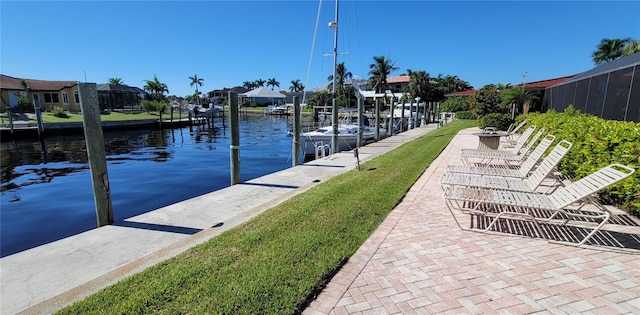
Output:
[[2, 1, 639, 97]]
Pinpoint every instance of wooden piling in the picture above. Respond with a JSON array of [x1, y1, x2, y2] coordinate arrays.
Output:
[[375, 99, 380, 141], [389, 99, 395, 134], [357, 97, 363, 148], [292, 96, 301, 166], [78, 83, 114, 227], [229, 92, 240, 185]]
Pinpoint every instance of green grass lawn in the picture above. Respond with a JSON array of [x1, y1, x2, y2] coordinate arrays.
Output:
[[40, 111, 160, 123], [56, 120, 478, 315]]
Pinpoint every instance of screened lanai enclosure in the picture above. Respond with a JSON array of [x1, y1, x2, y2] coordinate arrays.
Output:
[[543, 52, 640, 122]]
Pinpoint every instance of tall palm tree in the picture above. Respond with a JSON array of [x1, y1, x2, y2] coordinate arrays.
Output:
[[289, 79, 304, 92], [255, 79, 266, 87], [107, 77, 124, 85], [189, 74, 204, 105], [622, 39, 640, 56], [407, 70, 431, 102], [592, 38, 631, 65], [368, 55, 399, 105], [267, 78, 280, 90], [143, 75, 169, 102], [327, 62, 352, 95]]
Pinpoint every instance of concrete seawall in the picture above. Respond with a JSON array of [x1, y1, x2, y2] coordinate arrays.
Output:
[[0, 123, 438, 314]]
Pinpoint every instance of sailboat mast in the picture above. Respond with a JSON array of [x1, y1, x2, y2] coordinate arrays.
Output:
[[331, 0, 339, 95], [330, 0, 339, 154]]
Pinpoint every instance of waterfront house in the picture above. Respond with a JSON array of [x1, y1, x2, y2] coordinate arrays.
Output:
[[96, 84, 146, 111], [240, 87, 286, 106], [207, 86, 249, 106], [1, 74, 80, 112]]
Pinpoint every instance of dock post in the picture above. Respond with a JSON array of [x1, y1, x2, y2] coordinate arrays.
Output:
[[331, 98, 338, 154], [357, 97, 363, 147], [78, 83, 114, 227], [389, 99, 395, 134], [375, 99, 380, 141], [292, 96, 301, 166], [34, 100, 45, 138], [229, 92, 240, 185]]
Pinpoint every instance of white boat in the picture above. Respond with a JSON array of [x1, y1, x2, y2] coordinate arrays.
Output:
[[297, 0, 387, 158], [266, 105, 290, 115], [189, 104, 223, 118], [299, 122, 386, 156]]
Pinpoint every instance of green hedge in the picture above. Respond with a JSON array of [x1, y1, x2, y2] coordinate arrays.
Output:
[[524, 107, 640, 215], [479, 113, 512, 130]]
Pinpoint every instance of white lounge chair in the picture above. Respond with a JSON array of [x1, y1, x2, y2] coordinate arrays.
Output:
[[445, 134, 553, 178], [444, 164, 636, 246], [500, 119, 528, 148], [461, 128, 546, 166], [442, 139, 572, 194], [463, 125, 536, 157]]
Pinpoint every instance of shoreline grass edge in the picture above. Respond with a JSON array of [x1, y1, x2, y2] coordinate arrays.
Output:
[[55, 120, 478, 314]]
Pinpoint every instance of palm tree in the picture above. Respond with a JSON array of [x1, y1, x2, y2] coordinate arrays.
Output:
[[592, 38, 631, 65], [255, 79, 266, 87], [267, 78, 280, 90], [242, 81, 254, 90], [500, 86, 540, 119], [289, 79, 305, 92], [189, 74, 205, 105], [327, 62, 352, 94], [107, 77, 124, 85], [622, 39, 640, 56], [143, 75, 169, 102], [368, 55, 399, 106]]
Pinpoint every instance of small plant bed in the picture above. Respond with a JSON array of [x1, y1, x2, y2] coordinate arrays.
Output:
[[56, 120, 478, 314]]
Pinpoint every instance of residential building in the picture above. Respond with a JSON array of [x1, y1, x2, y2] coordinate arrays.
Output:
[[96, 84, 145, 111], [1, 74, 80, 112], [207, 86, 249, 105]]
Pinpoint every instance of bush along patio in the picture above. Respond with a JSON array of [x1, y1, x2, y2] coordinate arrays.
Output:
[[524, 106, 640, 216]]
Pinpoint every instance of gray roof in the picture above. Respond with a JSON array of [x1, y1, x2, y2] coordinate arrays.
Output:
[[561, 52, 640, 85], [241, 87, 285, 98], [96, 84, 145, 93]]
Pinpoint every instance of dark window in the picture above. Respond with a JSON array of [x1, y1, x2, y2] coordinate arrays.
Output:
[[627, 65, 640, 122], [562, 81, 577, 108], [574, 78, 590, 112], [602, 67, 633, 120], [43, 93, 59, 103], [585, 74, 608, 116]]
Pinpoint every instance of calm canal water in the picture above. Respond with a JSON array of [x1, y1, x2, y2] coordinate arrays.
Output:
[[1, 114, 313, 257]]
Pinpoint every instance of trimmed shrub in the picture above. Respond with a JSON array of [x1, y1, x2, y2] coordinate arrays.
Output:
[[454, 111, 477, 120], [524, 106, 640, 215], [52, 106, 69, 118], [479, 113, 512, 130]]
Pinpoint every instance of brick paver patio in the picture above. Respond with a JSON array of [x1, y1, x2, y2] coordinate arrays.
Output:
[[305, 128, 640, 314]]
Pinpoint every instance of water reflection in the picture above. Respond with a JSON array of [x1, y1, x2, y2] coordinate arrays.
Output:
[[1, 114, 313, 257]]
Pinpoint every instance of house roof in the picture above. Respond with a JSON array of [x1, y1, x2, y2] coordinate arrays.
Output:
[[1, 74, 77, 91], [96, 84, 145, 93], [445, 89, 476, 97], [1, 74, 25, 90], [559, 52, 640, 86], [387, 75, 410, 84], [241, 87, 285, 98], [208, 86, 249, 95], [514, 74, 577, 89]]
